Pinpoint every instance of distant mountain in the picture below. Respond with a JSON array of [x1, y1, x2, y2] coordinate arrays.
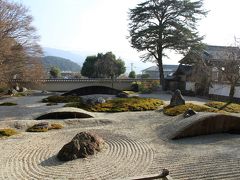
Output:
[[42, 56, 81, 72], [43, 47, 85, 64]]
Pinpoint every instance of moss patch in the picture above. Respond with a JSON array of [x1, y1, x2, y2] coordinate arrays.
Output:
[[0, 128, 18, 137], [46, 102, 58, 106], [42, 95, 81, 103], [65, 97, 164, 112], [205, 101, 240, 113], [0, 102, 17, 106], [26, 126, 48, 132], [49, 123, 64, 130], [163, 103, 221, 116], [27, 123, 64, 132]]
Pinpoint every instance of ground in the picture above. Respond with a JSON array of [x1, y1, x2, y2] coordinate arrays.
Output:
[[0, 92, 239, 180]]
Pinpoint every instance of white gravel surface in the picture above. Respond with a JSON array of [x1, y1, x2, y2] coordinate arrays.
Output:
[[0, 94, 239, 179]]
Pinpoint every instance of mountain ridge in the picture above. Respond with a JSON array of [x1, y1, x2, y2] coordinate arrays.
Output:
[[41, 56, 81, 72]]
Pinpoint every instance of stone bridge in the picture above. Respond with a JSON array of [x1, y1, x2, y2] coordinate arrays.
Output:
[[12, 79, 158, 92]]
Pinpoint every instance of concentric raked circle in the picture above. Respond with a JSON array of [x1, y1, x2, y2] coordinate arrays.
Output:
[[0, 131, 154, 180]]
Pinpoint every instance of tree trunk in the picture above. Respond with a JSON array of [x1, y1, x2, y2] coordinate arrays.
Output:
[[229, 83, 236, 102], [157, 48, 165, 90]]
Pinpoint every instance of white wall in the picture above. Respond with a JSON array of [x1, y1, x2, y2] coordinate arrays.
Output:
[[185, 81, 195, 91], [209, 83, 240, 98]]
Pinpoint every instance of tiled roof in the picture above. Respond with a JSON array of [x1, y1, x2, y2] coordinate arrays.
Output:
[[180, 45, 240, 64]]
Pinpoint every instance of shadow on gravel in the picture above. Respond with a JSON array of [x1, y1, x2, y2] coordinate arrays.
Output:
[[40, 155, 65, 167]]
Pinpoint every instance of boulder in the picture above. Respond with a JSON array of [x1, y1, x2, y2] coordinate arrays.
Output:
[[183, 108, 197, 118], [84, 97, 106, 105], [170, 89, 185, 107], [57, 132, 105, 161], [32, 122, 49, 129], [96, 97, 106, 104]]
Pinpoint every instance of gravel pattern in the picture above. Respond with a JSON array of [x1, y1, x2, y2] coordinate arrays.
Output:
[[0, 95, 239, 179]]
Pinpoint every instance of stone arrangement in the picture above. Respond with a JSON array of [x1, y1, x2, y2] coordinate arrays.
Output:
[[57, 132, 105, 161], [169, 89, 185, 107]]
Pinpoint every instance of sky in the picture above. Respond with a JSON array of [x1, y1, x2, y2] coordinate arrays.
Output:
[[15, 0, 240, 73]]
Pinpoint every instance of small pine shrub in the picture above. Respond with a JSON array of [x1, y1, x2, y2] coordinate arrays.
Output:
[[0, 102, 17, 106], [0, 128, 18, 137]]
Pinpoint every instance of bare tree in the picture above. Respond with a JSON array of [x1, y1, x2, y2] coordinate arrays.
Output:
[[213, 45, 240, 102], [180, 45, 212, 96], [0, 0, 45, 86], [181, 43, 240, 101]]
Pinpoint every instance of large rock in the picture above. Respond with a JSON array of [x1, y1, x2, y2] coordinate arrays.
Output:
[[57, 132, 105, 161], [84, 97, 106, 105], [170, 89, 185, 107]]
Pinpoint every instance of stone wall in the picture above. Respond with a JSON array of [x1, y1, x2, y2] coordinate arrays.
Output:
[[11, 79, 154, 92]]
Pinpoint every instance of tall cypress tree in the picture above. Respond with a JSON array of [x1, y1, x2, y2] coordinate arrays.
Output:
[[129, 0, 207, 89]]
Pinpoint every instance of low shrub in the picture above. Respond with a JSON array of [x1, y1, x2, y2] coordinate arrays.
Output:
[[42, 95, 81, 103], [13, 92, 29, 97], [205, 101, 240, 113], [0, 102, 17, 106], [0, 128, 18, 137], [65, 97, 164, 112], [163, 103, 221, 116], [139, 80, 160, 94]]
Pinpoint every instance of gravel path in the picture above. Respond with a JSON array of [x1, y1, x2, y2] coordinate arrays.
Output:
[[0, 94, 239, 179]]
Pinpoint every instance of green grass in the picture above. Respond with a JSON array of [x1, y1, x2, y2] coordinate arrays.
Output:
[[42, 95, 81, 103], [163, 103, 222, 116], [65, 97, 164, 112], [205, 101, 240, 113], [0, 102, 17, 106], [0, 128, 18, 137]]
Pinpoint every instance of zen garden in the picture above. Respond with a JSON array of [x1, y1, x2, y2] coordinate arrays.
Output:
[[1, 0, 240, 180]]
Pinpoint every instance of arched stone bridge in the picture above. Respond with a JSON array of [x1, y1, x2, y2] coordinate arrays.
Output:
[[12, 79, 158, 92]]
